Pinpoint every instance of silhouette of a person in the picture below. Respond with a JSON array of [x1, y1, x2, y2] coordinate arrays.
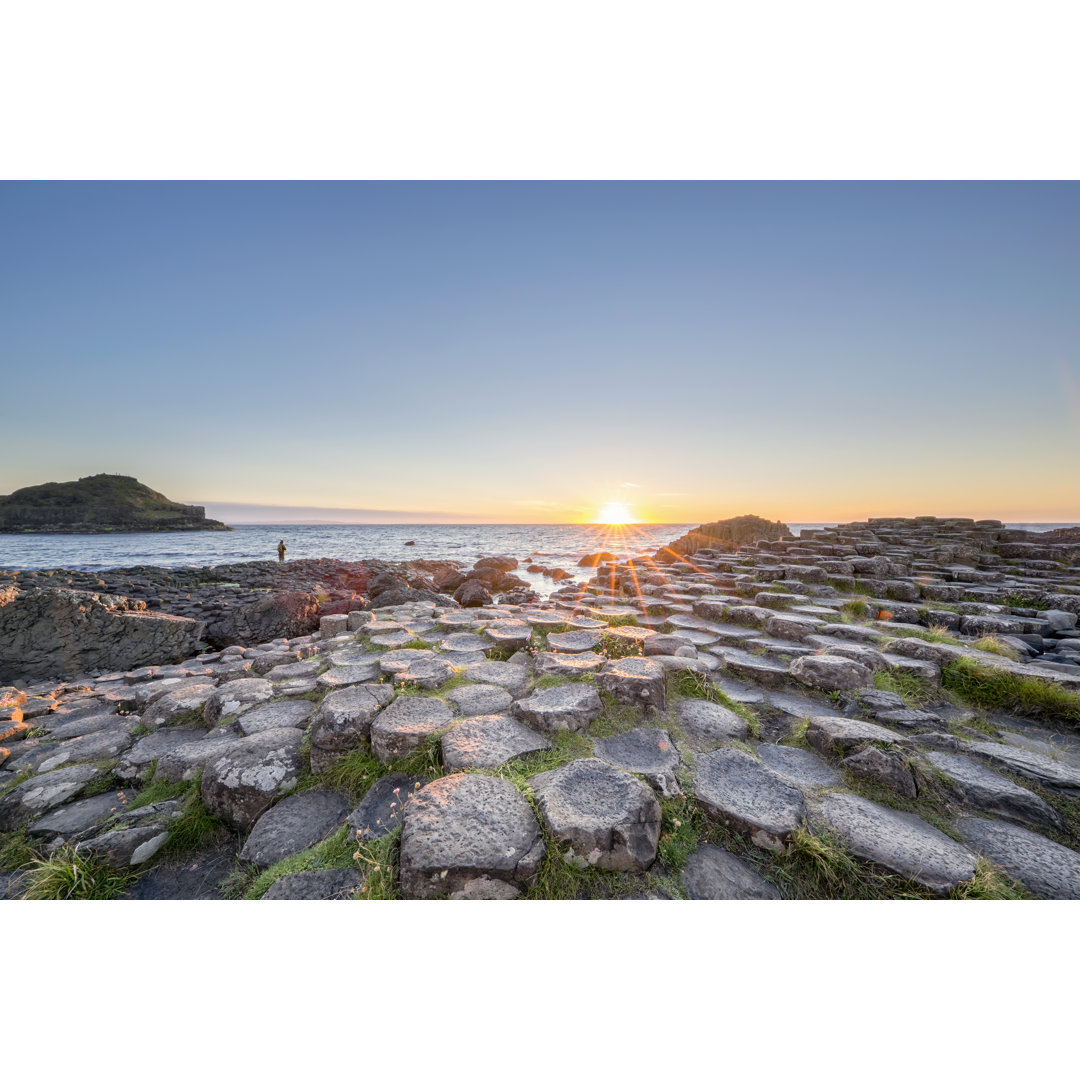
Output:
[[277, 539, 287, 562]]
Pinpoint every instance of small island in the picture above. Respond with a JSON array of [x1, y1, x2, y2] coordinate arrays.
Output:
[[0, 474, 230, 533]]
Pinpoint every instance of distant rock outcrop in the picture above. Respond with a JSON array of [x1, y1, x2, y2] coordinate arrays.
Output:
[[0, 586, 205, 682], [0, 474, 229, 533], [659, 514, 793, 558]]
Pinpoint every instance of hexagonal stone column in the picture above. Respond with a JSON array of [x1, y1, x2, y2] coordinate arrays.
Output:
[[441, 715, 551, 771], [529, 758, 661, 871], [598, 657, 667, 709], [399, 774, 545, 898], [370, 696, 455, 763], [694, 748, 806, 851], [511, 684, 602, 734], [790, 655, 873, 692], [200, 728, 305, 830], [309, 684, 394, 773], [594, 728, 682, 797]]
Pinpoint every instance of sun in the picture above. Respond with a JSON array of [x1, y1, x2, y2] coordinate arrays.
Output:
[[593, 501, 637, 525]]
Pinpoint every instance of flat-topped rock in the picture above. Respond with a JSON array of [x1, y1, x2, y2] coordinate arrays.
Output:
[[819, 793, 977, 894], [309, 682, 394, 771], [694, 748, 806, 850], [955, 817, 1080, 899], [530, 758, 660, 871], [756, 743, 843, 790], [790, 654, 873, 691], [370, 696, 456, 763], [317, 662, 381, 689], [806, 716, 908, 757], [0, 762, 105, 831], [965, 741, 1080, 798], [237, 698, 314, 735], [674, 698, 749, 748], [534, 651, 606, 676], [377, 649, 436, 675], [682, 844, 781, 899], [348, 773, 426, 839], [511, 684, 602, 734], [483, 620, 533, 649], [28, 789, 133, 840], [925, 751, 1064, 831], [34, 725, 135, 774], [115, 728, 210, 782], [445, 683, 513, 717], [598, 657, 667, 709], [203, 679, 274, 726], [594, 728, 682, 797], [464, 661, 530, 698], [546, 629, 603, 653], [399, 773, 545, 898], [141, 681, 217, 728], [441, 714, 551, 771], [720, 649, 791, 687], [239, 788, 351, 868], [200, 727, 305, 829], [263, 868, 362, 900]]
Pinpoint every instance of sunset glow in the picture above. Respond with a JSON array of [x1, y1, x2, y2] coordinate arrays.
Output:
[[593, 502, 637, 525]]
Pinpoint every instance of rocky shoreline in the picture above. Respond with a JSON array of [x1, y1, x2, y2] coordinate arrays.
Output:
[[2, 514, 1080, 900]]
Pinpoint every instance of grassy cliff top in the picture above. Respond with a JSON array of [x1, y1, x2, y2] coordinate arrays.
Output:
[[0, 474, 193, 510]]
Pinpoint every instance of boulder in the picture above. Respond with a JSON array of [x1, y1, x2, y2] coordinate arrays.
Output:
[[842, 745, 918, 798], [399, 773, 545, 898], [200, 728, 305, 829], [806, 716, 908, 757], [530, 758, 660, 871], [454, 580, 493, 607], [0, 587, 204, 683]]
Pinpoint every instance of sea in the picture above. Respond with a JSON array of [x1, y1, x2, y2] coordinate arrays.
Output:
[[1, 522, 1076, 599]]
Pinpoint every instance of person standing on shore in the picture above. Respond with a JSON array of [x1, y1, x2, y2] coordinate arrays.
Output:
[[277, 539, 287, 562]]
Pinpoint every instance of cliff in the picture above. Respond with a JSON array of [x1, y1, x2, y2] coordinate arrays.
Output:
[[0, 474, 230, 533]]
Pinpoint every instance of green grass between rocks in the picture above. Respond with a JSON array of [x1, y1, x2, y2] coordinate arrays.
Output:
[[942, 659, 1080, 726], [17, 846, 137, 900]]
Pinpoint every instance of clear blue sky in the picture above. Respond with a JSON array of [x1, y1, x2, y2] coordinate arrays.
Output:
[[2, 181, 1077, 522]]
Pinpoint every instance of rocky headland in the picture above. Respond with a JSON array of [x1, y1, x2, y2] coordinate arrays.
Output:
[[2, 514, 1080, 901], [0, 474, 229, 533]]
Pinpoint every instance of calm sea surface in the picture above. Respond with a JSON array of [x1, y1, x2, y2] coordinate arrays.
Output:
[[1, 522, 1075, 598]]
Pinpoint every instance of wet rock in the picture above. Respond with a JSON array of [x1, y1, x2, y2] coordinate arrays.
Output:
[[399, 773, 545, 898], [370, 696, 455, 763], [682, 844, 781, 899], [200, 727, 305, 829], [594, 728, 682, 797], [511, 684, 602, 734], [239, 789, 351, 868], [441, 714, 551, 770], [598, 657, 667, 710], [955, 817, 1080, 899], [693, 748, 806, 850], [818, 793, 976, 894], [530, 758, 660, 871], [262, 868, 362, 899]]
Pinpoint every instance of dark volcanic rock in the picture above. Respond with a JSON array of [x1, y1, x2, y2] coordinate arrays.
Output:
[[0, 587, 204, 682], [206, 590, 320, 648]]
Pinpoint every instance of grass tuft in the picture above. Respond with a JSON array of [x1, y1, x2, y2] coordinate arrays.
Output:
[[873, 669, 939, 709], [951, 858, 1032, 899], [0, 828, 38, 872], [17, 846, 137, 900], [318, 747, 391, 800], [942, 658, 1080, 727], [353, 827, 403, 899], [242, 824, 358, 900], [969, 634, 1023, 661]]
